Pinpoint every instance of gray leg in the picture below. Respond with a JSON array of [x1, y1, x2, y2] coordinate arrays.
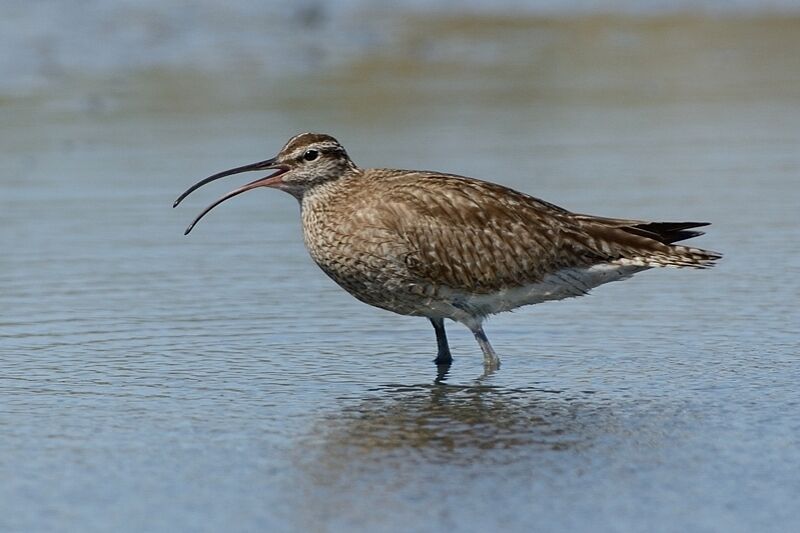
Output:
[[472, 325, 500, 369], [430, 318, 453, 365]]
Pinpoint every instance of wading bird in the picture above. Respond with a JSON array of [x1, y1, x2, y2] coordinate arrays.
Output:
[[175, 133, 720, 369]]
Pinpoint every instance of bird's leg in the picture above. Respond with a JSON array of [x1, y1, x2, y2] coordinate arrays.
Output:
[[430, 317, 453, 365], [472, 325, 500, 369]]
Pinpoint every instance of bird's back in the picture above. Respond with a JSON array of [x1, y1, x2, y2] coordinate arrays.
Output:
[[300, 168, 720, 320]]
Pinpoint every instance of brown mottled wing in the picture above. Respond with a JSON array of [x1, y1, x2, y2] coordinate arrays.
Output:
[[368, 172, 599, 294], [360, 171, 720, 293]]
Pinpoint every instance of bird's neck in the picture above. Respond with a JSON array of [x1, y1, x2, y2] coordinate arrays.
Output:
[[298, 168, 362, 207]]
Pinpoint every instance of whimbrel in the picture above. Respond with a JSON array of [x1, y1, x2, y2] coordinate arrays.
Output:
[[175, 133, 720, 369]]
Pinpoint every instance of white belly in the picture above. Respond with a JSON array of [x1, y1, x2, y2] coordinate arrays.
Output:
[[422, 263, 646, 328]]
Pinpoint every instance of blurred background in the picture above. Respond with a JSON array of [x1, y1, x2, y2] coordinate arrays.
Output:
[[2, 1, 799, 532]]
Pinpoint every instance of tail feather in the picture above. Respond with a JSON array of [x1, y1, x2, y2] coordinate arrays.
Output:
[[575, 217, 722, 269], [632, 243, 722, 269], [624, 221, 721, 268]]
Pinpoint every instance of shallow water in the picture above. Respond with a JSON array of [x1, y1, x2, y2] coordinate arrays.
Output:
[[2, 12, 800, 533]]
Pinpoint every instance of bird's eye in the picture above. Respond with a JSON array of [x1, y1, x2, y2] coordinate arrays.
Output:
[[303, 149, 319, 162]]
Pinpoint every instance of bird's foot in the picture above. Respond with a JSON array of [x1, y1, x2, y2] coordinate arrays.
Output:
[[433, 354, 453, 365], [483, 354, 501, 371]]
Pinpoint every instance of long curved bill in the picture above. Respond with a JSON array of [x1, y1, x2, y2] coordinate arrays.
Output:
[[173, 157, 289, 235]]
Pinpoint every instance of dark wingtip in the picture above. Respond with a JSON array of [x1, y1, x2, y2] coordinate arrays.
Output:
[[630, 221, 714, 244]]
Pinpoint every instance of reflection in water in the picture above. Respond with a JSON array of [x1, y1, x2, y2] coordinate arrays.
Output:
[[298, 378, 611, 472], [289, 378, 618, 530], [434, 362, 451, 384], [434, 357, 504, 384]]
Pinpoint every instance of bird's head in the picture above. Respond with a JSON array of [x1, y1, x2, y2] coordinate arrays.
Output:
[[174, 132, 355, 234]]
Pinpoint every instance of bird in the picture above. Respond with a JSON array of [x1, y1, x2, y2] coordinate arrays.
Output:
[[174, 132, 721, 369]]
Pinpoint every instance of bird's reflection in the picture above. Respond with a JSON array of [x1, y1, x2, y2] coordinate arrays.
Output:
[[434, 362, 451, 383], [434, 358, 502, 384], [297, 374, 611, 475]]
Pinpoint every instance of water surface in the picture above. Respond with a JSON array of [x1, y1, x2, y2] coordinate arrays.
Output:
[[1, 12, 799, 533]]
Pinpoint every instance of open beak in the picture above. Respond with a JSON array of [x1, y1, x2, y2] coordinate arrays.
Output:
[[173, 157, 290, 235]]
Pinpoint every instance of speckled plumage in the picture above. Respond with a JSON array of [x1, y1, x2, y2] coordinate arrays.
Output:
[[176, 132, 721, 369]]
